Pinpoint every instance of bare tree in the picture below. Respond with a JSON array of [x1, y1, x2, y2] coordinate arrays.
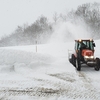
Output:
[[53, 12, 59, 23]]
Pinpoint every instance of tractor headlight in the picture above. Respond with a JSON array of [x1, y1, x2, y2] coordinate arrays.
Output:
[[84, 56, 94, 59], [84, 56, 95, 62]]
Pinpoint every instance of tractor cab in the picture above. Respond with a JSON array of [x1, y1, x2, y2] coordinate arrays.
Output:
[[75, 39, 95, 52]]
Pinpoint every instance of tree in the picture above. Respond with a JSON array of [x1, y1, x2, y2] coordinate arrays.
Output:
[[15, 26, 23, 33], [53, 12, 59, 23], [75, 2, 100, 38]]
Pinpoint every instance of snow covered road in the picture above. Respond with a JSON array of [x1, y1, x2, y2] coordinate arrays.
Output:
[[0, 42, 100, 100]]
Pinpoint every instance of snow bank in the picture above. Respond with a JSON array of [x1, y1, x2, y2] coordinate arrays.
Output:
[[0, 49, 54, 65], [0, 43, 76, 79], [0, 46, 57, 79]]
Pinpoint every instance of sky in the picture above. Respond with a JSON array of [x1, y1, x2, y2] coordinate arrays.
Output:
[[0, 0, 100, 38]]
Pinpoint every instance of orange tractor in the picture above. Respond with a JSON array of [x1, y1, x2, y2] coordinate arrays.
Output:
[[69, 39, 100, 71]]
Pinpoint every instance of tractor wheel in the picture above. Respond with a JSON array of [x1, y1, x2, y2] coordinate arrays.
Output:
[[94, 58, 100, 71], [76, 58, 81, 71], [71, 54, 76, 67]]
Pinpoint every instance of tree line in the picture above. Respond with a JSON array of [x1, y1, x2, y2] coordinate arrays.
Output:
[[0, 2, 100, 46], [0, 16, 53, 46]]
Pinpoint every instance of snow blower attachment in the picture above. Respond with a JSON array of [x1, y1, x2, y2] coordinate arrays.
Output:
[[68, 39, 100, 71]]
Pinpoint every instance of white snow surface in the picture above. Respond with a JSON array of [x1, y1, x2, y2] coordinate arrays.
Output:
[[0, 40, 100, 100]]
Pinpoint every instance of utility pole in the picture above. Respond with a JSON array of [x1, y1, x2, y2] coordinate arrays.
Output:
[[36, 41, 37, 52]]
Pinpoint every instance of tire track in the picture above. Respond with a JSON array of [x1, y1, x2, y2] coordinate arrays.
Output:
[[47, 72, 100, 100], [0, 72, 100, 100]]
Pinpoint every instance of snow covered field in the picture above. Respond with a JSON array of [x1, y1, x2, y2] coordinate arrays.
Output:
[[0, 40, 100, 100]]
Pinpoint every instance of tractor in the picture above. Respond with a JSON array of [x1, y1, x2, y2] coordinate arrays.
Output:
[[69, 39, 100, 71]]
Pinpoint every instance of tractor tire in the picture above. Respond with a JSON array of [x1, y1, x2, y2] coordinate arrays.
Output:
[[76, 58, 81, 71], [95, 58, 100, 71], [71, 54, 76, 67]]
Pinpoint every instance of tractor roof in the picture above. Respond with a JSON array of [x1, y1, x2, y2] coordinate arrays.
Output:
[[75, 39, 93, 42]]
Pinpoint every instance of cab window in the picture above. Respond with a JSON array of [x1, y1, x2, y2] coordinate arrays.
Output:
[[90, 41, 94, 50]]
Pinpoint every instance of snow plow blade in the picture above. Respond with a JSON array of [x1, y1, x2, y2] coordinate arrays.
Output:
[[68, 50, 73, 63]]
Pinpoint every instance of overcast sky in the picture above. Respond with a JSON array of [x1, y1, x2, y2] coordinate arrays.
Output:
[[0, 0, 100, 37]]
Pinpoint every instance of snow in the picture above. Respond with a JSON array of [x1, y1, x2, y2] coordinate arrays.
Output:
[[0, 39, 100, 100]]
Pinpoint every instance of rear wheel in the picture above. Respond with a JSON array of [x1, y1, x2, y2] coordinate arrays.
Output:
[[94, 58, 100, 71], [76, 58, 81, 71]]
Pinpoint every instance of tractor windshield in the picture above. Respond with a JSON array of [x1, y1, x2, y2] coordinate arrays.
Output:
[[82, 41, 94, 50]]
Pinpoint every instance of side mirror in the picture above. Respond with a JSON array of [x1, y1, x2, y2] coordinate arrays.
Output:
[[93, 43, 96, 47]]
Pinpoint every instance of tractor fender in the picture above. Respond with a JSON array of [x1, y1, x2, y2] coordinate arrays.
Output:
[[94, 58, 100, 71], [96, 58, 100, 65]]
